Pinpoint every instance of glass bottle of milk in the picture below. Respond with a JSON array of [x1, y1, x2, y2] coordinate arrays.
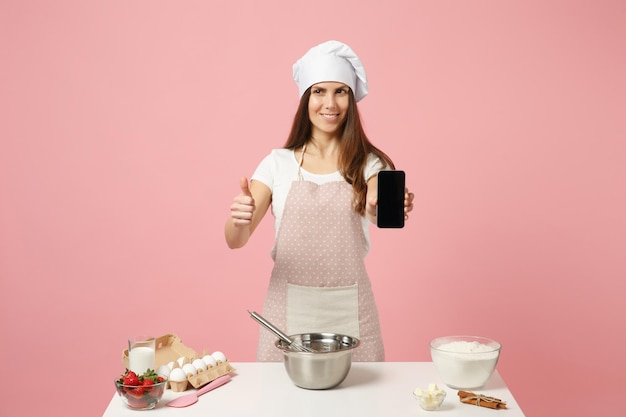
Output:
[[128, 336, 155, 375]]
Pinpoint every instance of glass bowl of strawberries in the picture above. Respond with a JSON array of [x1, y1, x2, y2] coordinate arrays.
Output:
[[115, 369, 168, 410]]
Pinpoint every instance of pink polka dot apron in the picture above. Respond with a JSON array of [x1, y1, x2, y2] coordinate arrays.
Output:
[[257, 162, 385, 361]]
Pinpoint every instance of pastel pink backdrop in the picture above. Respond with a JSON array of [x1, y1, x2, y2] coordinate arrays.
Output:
[[1, 1, 624, 416]]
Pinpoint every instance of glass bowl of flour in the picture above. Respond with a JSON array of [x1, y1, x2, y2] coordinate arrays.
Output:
[[430, 336, 501, 389]]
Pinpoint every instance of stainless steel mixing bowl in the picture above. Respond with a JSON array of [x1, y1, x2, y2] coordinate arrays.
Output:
[[275, 332, 360, 390]]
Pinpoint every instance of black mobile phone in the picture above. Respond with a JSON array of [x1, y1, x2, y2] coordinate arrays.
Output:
[[376, 170, 405, 228]]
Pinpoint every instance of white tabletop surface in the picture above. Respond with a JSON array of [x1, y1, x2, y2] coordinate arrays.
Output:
[[102, 362, 525, 417]]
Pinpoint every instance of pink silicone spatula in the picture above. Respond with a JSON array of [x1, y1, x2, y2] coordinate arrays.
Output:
[[165, 374, 232, 408]]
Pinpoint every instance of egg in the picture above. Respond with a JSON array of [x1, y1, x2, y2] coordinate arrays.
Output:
[[182, 363, 197, 376], [202, 354, 217, 367], [156, 364, 171, 378], [169, 368, 187, 382], [176, 356, 186, 367], [211, 351, 227, 363], [167, 361, 175, 370], [192, 358, 207, 371]]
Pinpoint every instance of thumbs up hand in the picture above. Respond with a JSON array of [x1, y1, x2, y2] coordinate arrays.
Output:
[[230, 177, 256, 226], [239, 176, 252, 197]]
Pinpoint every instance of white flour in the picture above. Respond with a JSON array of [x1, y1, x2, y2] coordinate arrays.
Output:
[[431, 341, 500, 389], [437, 341, 497, 355]]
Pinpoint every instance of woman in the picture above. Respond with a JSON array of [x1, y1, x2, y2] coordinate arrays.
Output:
[[225, 40, 414, 361]]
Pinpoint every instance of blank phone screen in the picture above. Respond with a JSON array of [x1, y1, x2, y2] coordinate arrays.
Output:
[[377, 170, 405, 228]]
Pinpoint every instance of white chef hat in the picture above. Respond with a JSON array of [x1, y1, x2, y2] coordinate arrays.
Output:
[[293, 40, 368, 102]]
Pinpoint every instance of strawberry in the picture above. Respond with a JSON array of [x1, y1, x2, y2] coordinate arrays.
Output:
[[117, 369, 142, 387], [149, 384, 165, 399], [123, 373, 141, 386], [141, 369, 159, 383], [142, 378, 155, 392]]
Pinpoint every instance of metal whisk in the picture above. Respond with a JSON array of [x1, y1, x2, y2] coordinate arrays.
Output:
[[248, 310, 316, 353]]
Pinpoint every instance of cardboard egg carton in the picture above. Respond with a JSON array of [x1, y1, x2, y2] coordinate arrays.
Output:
[[122, 333, 234, 392], [169, 354, 234, 391]]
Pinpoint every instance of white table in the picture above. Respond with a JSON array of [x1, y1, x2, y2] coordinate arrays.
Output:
[[102, 362, 525, 417]]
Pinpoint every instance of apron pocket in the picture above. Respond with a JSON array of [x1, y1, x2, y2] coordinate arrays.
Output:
[[286, 283, 360, 338]]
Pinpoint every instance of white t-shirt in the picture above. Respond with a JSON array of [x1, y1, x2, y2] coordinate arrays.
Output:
[[251, 148, 385, 255]]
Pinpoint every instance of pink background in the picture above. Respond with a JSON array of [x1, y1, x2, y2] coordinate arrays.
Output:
[[1, 1, 624, 416]]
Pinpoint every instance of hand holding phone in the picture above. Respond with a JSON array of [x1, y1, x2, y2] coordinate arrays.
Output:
[[376, 170, 405, 228]]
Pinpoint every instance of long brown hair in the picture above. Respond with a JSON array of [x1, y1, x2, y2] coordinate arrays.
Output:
[[284, 87, 395, 215]]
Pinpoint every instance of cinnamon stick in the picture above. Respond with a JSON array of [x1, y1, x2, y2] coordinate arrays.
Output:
[[458, 390, 507, 409]]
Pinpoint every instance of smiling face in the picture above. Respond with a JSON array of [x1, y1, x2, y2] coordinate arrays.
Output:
[[307, 82, 350, 139]]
